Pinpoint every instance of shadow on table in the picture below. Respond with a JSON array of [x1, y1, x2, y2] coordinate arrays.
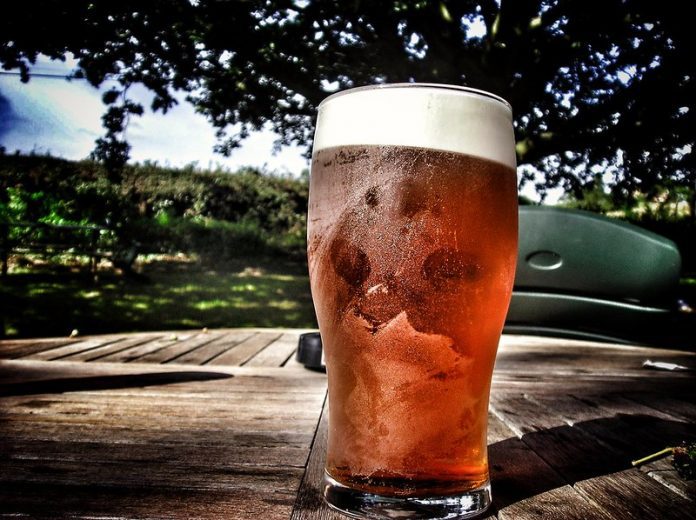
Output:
[[488, 413, 695, 512], [0, 371, 233, 397]]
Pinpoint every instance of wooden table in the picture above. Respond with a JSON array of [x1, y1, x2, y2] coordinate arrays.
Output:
[[1, 329, 694, 519]]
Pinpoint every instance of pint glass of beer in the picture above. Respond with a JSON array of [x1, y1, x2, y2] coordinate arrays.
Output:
[[307, 84, 517, 519]]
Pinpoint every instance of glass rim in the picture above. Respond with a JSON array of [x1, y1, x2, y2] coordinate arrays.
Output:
[[318, 82, 512, 112]]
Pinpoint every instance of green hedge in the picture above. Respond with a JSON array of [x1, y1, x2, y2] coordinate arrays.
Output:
[[0, 153, 308, 260]]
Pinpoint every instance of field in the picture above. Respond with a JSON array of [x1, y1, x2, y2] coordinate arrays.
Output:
[[1, 255, 317, 339]]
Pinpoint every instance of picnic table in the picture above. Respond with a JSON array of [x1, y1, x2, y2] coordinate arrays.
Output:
[[0, 329, 694, 519]]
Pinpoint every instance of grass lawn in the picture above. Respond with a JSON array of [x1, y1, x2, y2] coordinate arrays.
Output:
[[1, 255, 318, 338], [2, 255, 694, 340]]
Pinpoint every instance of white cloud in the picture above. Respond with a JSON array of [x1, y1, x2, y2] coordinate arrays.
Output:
[[0, 56, 309, 175]]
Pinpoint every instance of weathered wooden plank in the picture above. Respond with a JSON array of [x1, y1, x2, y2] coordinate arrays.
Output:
[[589, 394, 695, 422], [490, 394, 568, 435], [1, 434, 313, 469], [532, 390, 678, 463], [96, 332, 198, 362], [0, 358, 327, 388], [633, 455, 696, 501], [644, 468, 696, 501], [2, 383, 327, 402], [0, 477, 299, 520], [1, 390, 324, 424], [528, 393, 688, 426], [488, 413, 606, 519], [24, 337, 126, 361], [490, 392, 695, 519], [172, 330, 254, 365], [490, 393, 626, 484], [497, 487, 605, 520], [0, 392, 327, 439], [0, 338, 79, 359], [207, 332, 282, 366], [529, 392, 696, 505], [135, 332, 225, 363], [0, 422, 317, 445], [0, 361, 327, 419], [2, 331, 694, 520], [494, 340, 696, 384], [291, 396, 356, 520], [524, 392, 696, 475], [498, 336, 696, 361], [246, 332, 299, 367], [625, 393, 696, 423], [0, 423, 312, 444], [497, 345, 696, 370], [283, 351, 306, 369], [574, 469, 696, 520], [0, 395, 347, 424], [0, 356, 327, 519], [490, 372, 696, 397], [0, 456, 306, 489], [60, 334, 164, 362]]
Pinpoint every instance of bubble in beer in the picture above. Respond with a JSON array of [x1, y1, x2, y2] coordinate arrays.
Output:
[[399, 179, 428, 218], [336, 147, 370, 165], [331, 237, 371, 289], [353, 277, 402, 333], [365, 186, 380, 208], [422, 248, 481, 289], [430, 371, 448, 381]]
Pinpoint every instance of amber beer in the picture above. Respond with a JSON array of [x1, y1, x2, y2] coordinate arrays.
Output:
[[308, 84, 517, 519]]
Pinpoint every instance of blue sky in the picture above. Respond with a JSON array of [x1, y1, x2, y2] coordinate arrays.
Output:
[[0, 55, 309, 175]]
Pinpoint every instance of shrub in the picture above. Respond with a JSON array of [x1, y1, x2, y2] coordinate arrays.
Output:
[[0, 154, 309, 263]]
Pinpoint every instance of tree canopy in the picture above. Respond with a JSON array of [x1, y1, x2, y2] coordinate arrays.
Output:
[[1, 0, 694, 207]]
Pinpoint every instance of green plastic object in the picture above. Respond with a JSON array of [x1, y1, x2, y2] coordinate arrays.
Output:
[[505, 206, 693, 348]]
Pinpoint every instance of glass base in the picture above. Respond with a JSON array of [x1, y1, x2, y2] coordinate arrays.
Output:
[[322, 471, 491, 519]]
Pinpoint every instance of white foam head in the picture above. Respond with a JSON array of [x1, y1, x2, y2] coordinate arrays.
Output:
[[313, 83, 516, 169]]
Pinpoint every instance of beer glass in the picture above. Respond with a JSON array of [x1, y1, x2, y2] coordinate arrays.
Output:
[[307, 84, 517, 519]]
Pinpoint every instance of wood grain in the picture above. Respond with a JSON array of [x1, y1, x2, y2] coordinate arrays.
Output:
[[574, 469, 696, 520], [98, 332, 198, 362], [0, 358, 327, 519], [0, 482, 297, 520], [489, 384, 695, 519], [61, 334, 165, 362], [290, 397, 347, 520], [245, 332, 299, 367], [1, 331, 694, 520], [135, 332, 226, 363], [0, 337, 78, 359], [172, 331, 254, 365], [25, 336, 126, 360], [207, 332, 282, 366], [487, 414, 607, 519]]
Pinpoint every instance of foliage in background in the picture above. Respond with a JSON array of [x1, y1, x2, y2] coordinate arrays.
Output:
[[0, 152, 308, 261], [1, 0, 694, 213]]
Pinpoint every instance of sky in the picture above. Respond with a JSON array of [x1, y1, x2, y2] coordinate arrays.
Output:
[[0, 56, 309, 175]]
